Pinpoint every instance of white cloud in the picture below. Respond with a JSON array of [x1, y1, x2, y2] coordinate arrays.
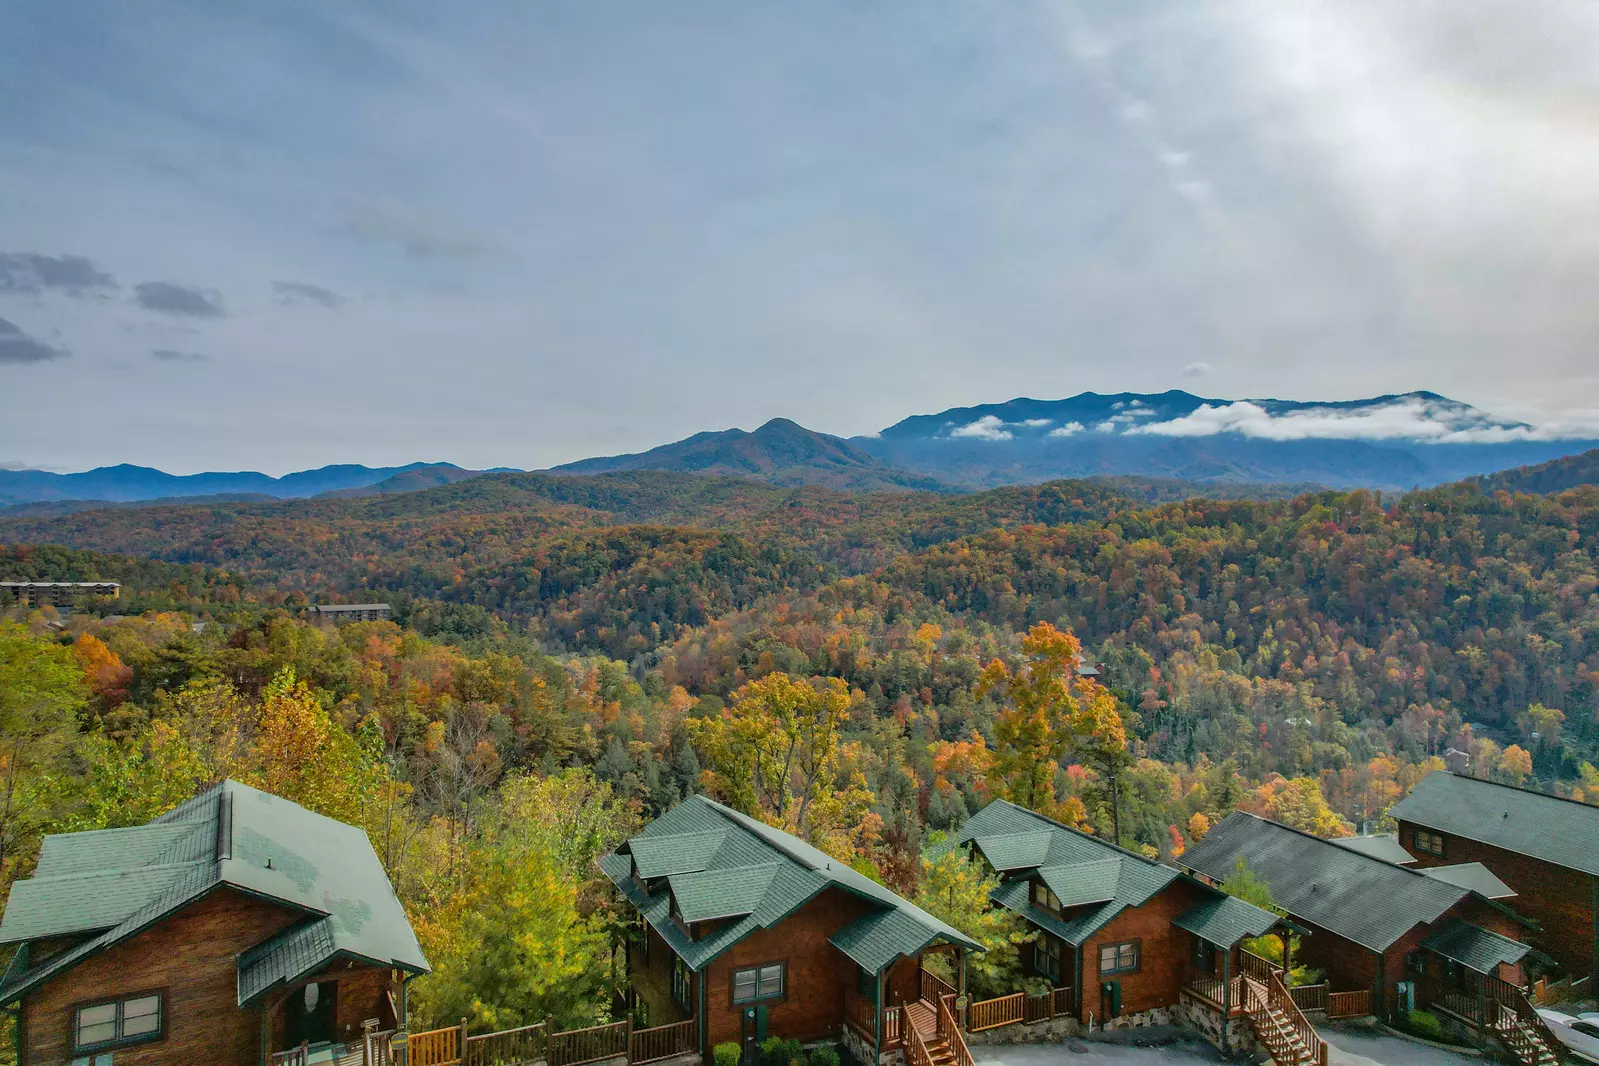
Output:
[[949, 415, 1013, 441], [1020, 418, 1052, 427], [1048, 421, 1087, 437], [1182, 361, 1213, 377], [1128, 398, 1599, 442], [1095, 421, 1117, 433]]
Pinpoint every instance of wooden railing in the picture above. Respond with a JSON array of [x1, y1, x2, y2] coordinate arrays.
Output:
[[906, 1020, 933, 1066], [411, 1024, 465, 1066], [272, 1044, 310, 1066], [883, 1005, 902, 1049], [1022, 987, 1072, 1024], [1327, 990, 1370, 1019], [630, 1020, 696, 1065], [1247, 968, 1328, 1066], [844, 990, 877, 1042], [1290, 983, 1329, 1013], [464, 1022, 545, 1066], [939, 995, 975, 1066], [1485, 977, 1568, 1066], [366, 1029, 397, 1066], [921, 969, 956, 1006], [548, 1020, 629, 1066], [1185, 974, 1244, 1014], [1240, 948, 1278, 986], [966, 992, 1024, 1031]]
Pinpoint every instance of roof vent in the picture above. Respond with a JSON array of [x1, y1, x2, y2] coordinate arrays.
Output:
[[1503, 811, 1510, 818], [266, 857, 274, 870]]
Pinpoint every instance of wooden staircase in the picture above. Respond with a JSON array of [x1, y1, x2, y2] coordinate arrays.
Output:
[[904, 993, 973, 1066], [1244, 979, 1318, 1066], [904, 1001, 956, 1066], [1492, 1005, 1563, 1066]]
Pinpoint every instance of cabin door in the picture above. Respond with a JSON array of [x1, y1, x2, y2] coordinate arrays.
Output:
[[285, 981, 338, 1046]]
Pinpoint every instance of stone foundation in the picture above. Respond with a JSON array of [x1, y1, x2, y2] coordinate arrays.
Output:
[[1179, 991, 1264, 1057], [964, 1006, 1175, 1046], [840, 1023, 901, 1066]]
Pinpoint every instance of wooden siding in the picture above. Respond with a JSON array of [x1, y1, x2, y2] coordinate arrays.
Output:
[[1077, 879, 1204, 1022], [628, 922, 694, 1027], [1397, 818, 1598, 980], [702, 887, 875, 1049], [21, 887, 300, 1066]]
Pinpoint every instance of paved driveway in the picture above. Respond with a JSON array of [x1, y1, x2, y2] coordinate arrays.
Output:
[[1322, 1025, 1480, 1066], [965, 1023, 1481, 1066]]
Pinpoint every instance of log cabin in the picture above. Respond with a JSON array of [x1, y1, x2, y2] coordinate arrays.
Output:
[[1180, 811, 1543, 1024], [1391, 771, 1599, 988], [954, 800, 1283, 1029], [599, 795, 982, 1066], [0, 780, 428, 1066]]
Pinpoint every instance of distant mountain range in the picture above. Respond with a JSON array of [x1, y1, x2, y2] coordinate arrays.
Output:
[[1470, 447, 1599, 495], [550, 417, 947, 492], [0, 462, 513, 509], [6, 391, 1598, 507]]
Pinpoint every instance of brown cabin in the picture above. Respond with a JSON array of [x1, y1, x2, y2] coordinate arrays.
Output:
[[0, 780, 428, 1066], [1392, 770, 1599, 987], [599, 795, 982, 1064]]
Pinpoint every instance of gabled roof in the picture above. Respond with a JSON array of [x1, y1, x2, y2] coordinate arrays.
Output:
[[1173, 894, 1282, 948], [1419, 863, 1516, 900], [0, 780, 428, 1006], [1390, 772, 1599, 878], [1181, 812, 1469, 953], [1421, 919, 1531, 975], [1331, 834, 1416, 865], [598, 795, 979, 974], [959, 800, 1186, 946]]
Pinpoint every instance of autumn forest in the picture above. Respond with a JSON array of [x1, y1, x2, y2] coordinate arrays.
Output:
[[2, 469, 1598, 1036]]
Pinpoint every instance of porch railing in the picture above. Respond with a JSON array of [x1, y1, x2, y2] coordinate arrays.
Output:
[[630, 1019, 697, 1065], [1289, 984, 1329, 1013], [465, 1022, 546, 1066], [921, 969, 956, 1005], [1239, 948, 1278, 986], [272, 1044, 310, 1066], [547, 1020, 630, 1066], [966, 992, 1024, 1031], [411, 1025, 464, 1066], [883, 1005, 902, 1048], [938, 994, 974, 1066], [1184, 974, 1245, 1015], [1326, 990, 1370, 1019]]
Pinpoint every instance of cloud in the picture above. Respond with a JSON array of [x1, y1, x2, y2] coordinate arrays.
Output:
[[342, 200, 505, 261], [0, 252, 118, 297], [1048, 421, 1087, 438], [272, 280, 347, 309], [134, 281, 225, 318], [1019, 418, 1052, 428], [150, 348, 211, 363], [0, 317, 68, 363], [949, 415, 1013, 441], [1182, 361, 1213, 378], [1095, 421, 1117, 433], [1127, 398, 1599, 443]]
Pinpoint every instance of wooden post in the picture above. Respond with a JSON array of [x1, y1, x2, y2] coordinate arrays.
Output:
[[460, 1018, 468, 1065], [626, 1014, 635, 1065], [1220, 951, 1231, 1048], [301, 1041, 310, 1066]]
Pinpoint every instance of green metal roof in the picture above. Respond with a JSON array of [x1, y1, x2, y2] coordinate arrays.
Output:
[[970, 831, 1053, 872], [1419, 863, 1517, 900], [1330, 834, 1416, 865], [1181, 812, 1469, 952], [1421, 919, 1531, 974], [1173, 894, 1281, 948], [1038, 859, 1121, 908], [0, 780, 428, 1006], [958, 800, 1186, 946], [599, 795, 980, 975], [1391, 772, 1599, 878]]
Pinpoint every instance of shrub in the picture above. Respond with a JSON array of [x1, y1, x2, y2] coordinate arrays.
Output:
[[1406, 1010, 1446, 1041], [812, 1045, 840, 1066], [714, 1044, 742, 1066], [780, 1037, 805, 1066], [760, 1036, 786, 1066]]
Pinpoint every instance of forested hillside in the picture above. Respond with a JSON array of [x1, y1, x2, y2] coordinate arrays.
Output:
[[3, 471, 1597, 1039]]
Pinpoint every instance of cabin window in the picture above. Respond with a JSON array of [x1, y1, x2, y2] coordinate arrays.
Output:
[[732, 962, 785, 1004], [673, 957, 691, 1010], [1034, 935, 1063, 982], [1031, 880, 1061, 913], [73, 991, 164, 1052], [1413, 829, 1445, 857], [1099, 941, 1140, 976]]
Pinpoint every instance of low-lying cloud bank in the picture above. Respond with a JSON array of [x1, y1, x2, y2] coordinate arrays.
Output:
[[1126, 400, 1599, 443]]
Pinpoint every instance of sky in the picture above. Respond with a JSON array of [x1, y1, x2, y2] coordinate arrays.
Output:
[[3, 0, 1599, 475]]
